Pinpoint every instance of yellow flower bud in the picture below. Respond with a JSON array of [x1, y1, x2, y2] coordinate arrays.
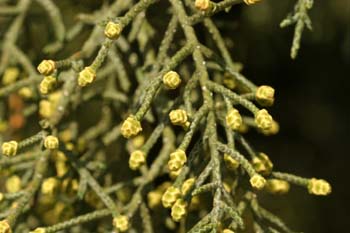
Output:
[[195, 0, 212, 11], [255, 109, 273, 130], [171, 199, 187, 222], [54, 151, 67, 162], [37, 60, 56, 76], [224, 154, 240, 170], [2, 140, 18, 157], [6, 175, 21, 193], [48, 91, 61, 105], [181, 178, 195, 196], [147, 190, 162, 209], [169, 168, 182, 179], [78, 66, 96, 87], [148, 184, 171, 208], [260, 120, 279, 135], [168, 149, 187, 171], [252, 152, 273, 176], [39, 100, 53, 118], [237, 122, 249, 133], [55, 161, 68, 177], [0, 220, 11, 233], [129, 150, 146, 170], [58, 129, 73, 143], [29, 228, 46, 233], [18, 87, 33, 99], [223, 72, 237, 90], [104, 21, 122, 40], [162, 186, 181, 208], [131, 135, 145, 148], [159, 182, 172, 191], [163, 71, 181, 89], [189, 196, 200, 211], [265, 179, 290, 195], [165, 217, 176, 230], [256, 85, 275, 106], [2, 67, 19, 85], [249, 174, 266, 190], [113, 215, 129, 232], [169, 109, 188, 127], [121, 115, 142, 138], [307, 178, 331, 196], [244, 0, 261, 5], [39, 76, 56, 95], [41, 177, 59, 195], [226, 108, 242, 131], [223, 229, 235, 233], [0, 193, 4, 202], [44, 136, 59, 150]]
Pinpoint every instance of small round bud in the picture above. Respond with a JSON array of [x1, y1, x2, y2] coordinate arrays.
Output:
[[55, 161, 68, 178], [39, 100, 53, 118], [255, 109, 273, 130], [2, 140, 18, 157], [44, 135, 59, 150], [162, 186, 181, 208], [41, 177, 59, 195], [18, 87, 33, 99], [224, 154, 239, 170], [169, 109, 188, 127], [171, 199, 187, 222], [265, 179, 290, 195], [129, 150, 146, 170], [0, 220, 11, 233], [113, 215, 129, 232], [48, 91, 61, 104], [237, 122, 249, 133], [147, 190, 162, 209], [226, 108, 242, 131], [121, 115, 142, 138], [189, 196, 200, 210], [104, 21, 122, 40], [195, 0, 212, 11], [250, 174, 266, 190], [244, 0, 261, 5], [223, 72, 237, 90], [252, 152, 273, 176], [168, 149, 187, 171], [260, 120, 279, 135], [169, 168, 182, 179], [78, 66, 96, 87], [39, 76, 56, 95], [256, 85, 275, 106], [181, 178, 195, 196], [307, 178, 331, 196], [131, 135, 145, 148], [223, 229, 235, 233], [6, 175, 21, 193], [29, 228, 46, 233], [163, 71, 181, 89], [37, 60, 56, 76], [2, 67, 19, 85]]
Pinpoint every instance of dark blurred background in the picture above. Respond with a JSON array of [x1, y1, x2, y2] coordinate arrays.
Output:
[[225, 0, 349, 232]]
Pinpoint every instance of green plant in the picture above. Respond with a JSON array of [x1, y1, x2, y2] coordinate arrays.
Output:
[[0, 0, 331, 232]]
